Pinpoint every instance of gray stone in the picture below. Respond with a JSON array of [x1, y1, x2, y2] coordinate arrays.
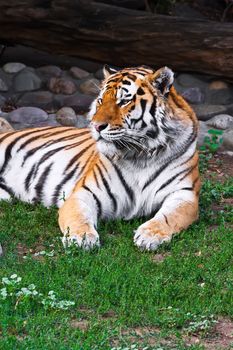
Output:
[[54, 93, 94, 113], [182, 87, 204, 104], [177, 73, 208, 89], [48, 77, 77, 95], [0, 117, 14, 132], [7, 107, 48, 125], [14, 68, 42, 92], [79, 78, 100, 96], [37, 65, 62, 79], [76, 114, 89, 128], [0, 69, 12, 91], [70, 67, 89, 79], [0, 78, 8, 92], [197, 121, 209, 146], [95, 68, 104, 80], [192, 104, 228, 121], [0, 243, 3, 257], [3, 62, 26, 74], [0, 95, 6, 107], [205, 81, 233, 105], [18, 91, 55, 110], [56, 107, 77, 126], [222, 128, 233, 151], [206, 114, 233, 130]]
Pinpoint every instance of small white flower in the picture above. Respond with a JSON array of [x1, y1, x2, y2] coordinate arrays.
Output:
[[2, 277, 10, 285], [10, 274, 18, 279], [0, 287, 7, 299], [28, 284, 36, 290]]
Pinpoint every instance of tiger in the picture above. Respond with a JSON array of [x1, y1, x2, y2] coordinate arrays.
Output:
[[0, 65, 200, 251]]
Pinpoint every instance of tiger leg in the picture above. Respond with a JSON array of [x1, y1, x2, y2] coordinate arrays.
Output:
[[58, 192, 100, 250], [134, 191, 199, 251]]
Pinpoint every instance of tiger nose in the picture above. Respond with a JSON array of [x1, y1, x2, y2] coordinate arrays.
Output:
[[93, 123, 108, 132]]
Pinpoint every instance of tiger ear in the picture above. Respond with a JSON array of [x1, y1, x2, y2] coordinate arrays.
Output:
[[103, 65, 118, 79], [151, 66, 174, 97]]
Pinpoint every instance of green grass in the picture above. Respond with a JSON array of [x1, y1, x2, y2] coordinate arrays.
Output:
[[0, 168, 232, 349]]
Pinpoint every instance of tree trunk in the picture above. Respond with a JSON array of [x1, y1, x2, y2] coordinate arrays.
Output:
[[0, 1, 233, 78]]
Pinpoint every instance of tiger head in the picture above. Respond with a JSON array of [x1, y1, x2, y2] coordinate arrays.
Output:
[[89, 65, 195, 159]]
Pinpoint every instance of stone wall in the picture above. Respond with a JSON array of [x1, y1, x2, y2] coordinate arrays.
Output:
[[0, 61, 232, 153]]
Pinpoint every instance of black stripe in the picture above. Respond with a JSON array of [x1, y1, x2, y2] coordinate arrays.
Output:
[[65, 143, 94, 172], [22, 140, 53, 166], [0, 128, 56, 175], [106, 157, 134, 202], [93, 168, 100, 189], [17, 127, 60, 153], [179, 163, 198, 182], [33, 163, 53, 202], [96, 164, 117, 212], [52, 151, 96, 206], [155, 165, 196, 196], [83, 185, 102, 218], [64, 136, 92, 150], [52, 167, 77, 205], [25, 164, 37, 192], [0, 182, 14, 197], [122, 80, 131, 85], [137, 87, 145, 95], [163, 214, 169, 226], [143, 128, 197, 190]]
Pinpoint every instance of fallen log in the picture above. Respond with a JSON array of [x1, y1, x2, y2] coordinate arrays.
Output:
[[0, 1, 233, 78]]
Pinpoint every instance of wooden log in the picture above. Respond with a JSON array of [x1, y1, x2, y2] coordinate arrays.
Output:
[[0, 1, 233, 78]]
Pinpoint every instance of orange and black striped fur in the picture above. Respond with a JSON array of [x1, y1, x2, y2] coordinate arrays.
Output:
[[0, 66, 200, 250]]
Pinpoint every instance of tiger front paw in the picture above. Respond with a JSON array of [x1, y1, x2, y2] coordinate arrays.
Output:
[[62, 228, 100, 250], [134, 221, 172, 251]]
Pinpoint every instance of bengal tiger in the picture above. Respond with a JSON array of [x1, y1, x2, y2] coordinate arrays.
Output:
[[0, 65, 200, 251]]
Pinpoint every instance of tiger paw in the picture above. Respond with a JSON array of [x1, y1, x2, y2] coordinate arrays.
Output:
[[134, 221, 172, 251], [62, 229, 100, 250]]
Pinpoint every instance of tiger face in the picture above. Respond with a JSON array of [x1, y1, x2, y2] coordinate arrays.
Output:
[[89, 65, 176, 158]]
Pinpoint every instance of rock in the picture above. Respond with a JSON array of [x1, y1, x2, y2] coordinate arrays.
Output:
[[209, 81, 228, 90], [14, 68, 42, 92], [197, 121, 209, 146], [37, 65, 62, 79], [0, 243, 3, 257], [205, 81, 232, 105], [54, 93, 94, 113], [76, 114, 90, 128], [0, 117, 14, 133], [48, 77, 77, 95], [192, 104, 228, 121], [0, 78, 8, 92], [0, 95, 6, 107], [18, 91, 55, 110], [95, 68, 104, 80], [56, 107, 77, 126], [70, 67, 89, 79], [182, 87, 204, 104], [0, 68, 12, 91], [206, 114, 233, 130], [3, 62, 26, 74], [79, 78, 100, 96], [222, 128, 233, 151], [177, 73, 207, 89], [7, 107, 48, 126]]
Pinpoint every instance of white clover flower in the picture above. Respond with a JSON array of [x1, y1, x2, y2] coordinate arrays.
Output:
[[0, 287, 8, 299], [28, 284, 36, 290], [2, 277, 10, 285]]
